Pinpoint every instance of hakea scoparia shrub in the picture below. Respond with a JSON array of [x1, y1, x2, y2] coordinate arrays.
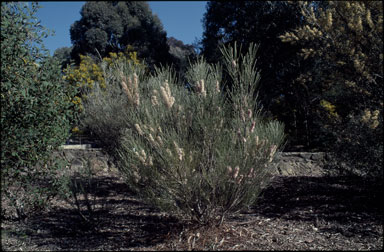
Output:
[[79, 52, 147, 154], [81, 42, 285, 225]]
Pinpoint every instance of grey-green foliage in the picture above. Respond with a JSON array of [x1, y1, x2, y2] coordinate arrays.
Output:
[[81, 42, 285, 225], [80, 55, 146, 155], [185, 56, 222, 90], [201, 1, 313, 150], [1, 2, 77, 219]]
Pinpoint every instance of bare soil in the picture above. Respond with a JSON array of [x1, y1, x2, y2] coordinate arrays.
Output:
[[1, 168, 382, 251]]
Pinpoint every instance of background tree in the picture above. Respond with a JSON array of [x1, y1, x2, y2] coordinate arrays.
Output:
[[53, 46, 73, 70], [167, 36, 197, 81], [70, 1, 173, 70], [279, 1, 383, 178], [201, 1, 313, 150]]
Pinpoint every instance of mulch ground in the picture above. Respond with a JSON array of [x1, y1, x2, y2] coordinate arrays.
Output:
[[1, 168, 383, 251]]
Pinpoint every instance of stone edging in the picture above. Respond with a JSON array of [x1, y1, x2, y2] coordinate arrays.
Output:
[[271, 152, 327, 176], [57, 145, 328, 176]]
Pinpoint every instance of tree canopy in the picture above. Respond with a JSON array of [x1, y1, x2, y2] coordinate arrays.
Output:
[[53, 46, 72, 69], [167, 36, 197, 81], [70, 1, 173, 69]]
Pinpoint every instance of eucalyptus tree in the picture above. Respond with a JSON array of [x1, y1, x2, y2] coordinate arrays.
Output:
[[70, 1, 173, 69]]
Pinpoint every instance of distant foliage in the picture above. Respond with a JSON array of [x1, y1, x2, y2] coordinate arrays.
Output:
[[81, 42, 285, 225], [1, 2, 77, 218], [63, 47, 145, 114], [69, 1, 173, 69], [279, 1, 383, 178], [64, 55, 105, 112], [74, 48, 147, 152], [53, 46, 73, 70], [167, 36, 197, 81]]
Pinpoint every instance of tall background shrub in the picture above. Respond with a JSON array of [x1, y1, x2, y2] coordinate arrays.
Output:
[[279, 1, 383, 178], [1, 2, 77, 218], [63, 47, 146, 138]]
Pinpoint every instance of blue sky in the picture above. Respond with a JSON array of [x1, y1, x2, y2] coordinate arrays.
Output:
[[32, 1, 207, 56]]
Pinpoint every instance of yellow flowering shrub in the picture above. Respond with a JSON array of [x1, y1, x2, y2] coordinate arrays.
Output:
[[279, 2, 383, 178], [320, 99, 339, 119], [63, 47, 144, 113], [104, 50, 141, 67], [63, 47, 145, 134], [63, 55, 104, 112]]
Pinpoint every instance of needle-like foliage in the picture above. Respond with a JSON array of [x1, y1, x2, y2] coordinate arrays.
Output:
[[82, 42, 285, 225]]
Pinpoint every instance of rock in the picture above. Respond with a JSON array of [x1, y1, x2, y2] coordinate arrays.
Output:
[[299, 152, 312, 159], [310, 152, 325, 161], [279, 163, 295, 176], [272, 152, 328, 176]]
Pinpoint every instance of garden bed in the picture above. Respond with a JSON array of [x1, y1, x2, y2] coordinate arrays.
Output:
[[1, 167, 382, 251]]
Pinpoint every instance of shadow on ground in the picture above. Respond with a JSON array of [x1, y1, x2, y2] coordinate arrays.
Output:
[[3, 173, 383, 250], [245, 175, 383, 238], [3, 173, 183, 251]]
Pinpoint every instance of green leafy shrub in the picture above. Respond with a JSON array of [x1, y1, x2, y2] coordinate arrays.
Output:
[[82, 42, 285, 225], [324, 109, 383, 178], [1, 2, 77, 219]]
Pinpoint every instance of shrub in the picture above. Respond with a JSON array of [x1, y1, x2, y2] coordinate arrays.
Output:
[[82, 42, 285, 225], [79, 52, 147, 154], [55, 157, 112, 230], [63, 48, 146, 137], [324, 109, 383, 178], [63, 47, 145, 110], [1, 2, 77, 219], [63, 54, 106, 112]]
